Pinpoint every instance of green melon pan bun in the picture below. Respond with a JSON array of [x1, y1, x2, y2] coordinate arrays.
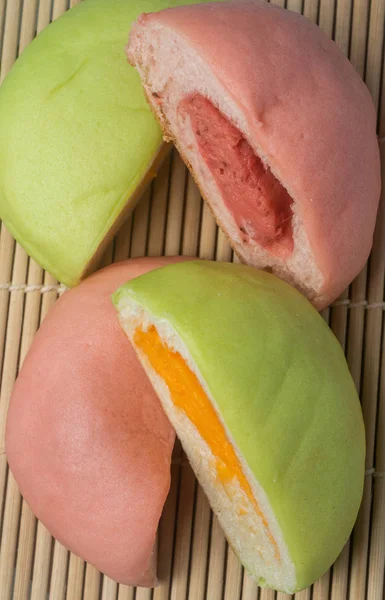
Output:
[[113, 260, 365, 593], [0, 0, 218, 287]]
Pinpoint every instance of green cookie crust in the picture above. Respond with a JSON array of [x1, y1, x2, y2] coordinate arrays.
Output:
[[0, 0, 215, 286], [113, 260, 365, 590]]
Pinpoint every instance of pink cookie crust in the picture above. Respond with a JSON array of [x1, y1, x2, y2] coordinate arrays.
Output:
[[131, 1, 381, 307], [6, 257, 188, 586]]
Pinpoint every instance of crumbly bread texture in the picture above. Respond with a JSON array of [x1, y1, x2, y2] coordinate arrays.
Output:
[[127, 1, 381, 309], [118, 304, 296, 592], [113, 260, 365, 592], [6, 258, 188, 586]]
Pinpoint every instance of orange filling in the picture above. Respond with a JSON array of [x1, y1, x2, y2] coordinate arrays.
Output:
[[134, 325, 279, 559]]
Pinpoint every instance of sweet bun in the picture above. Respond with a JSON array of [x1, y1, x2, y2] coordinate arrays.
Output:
[[0, 0, 210, 287], [127, 1, 381, 309], [5, 258, 188, 586], [113, 260, 365, 593]]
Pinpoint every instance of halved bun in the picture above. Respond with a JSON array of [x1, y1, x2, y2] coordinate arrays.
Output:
[[6, 258, 188, 586], [113, 260, 365, 593], [127, 1, 381, 309]]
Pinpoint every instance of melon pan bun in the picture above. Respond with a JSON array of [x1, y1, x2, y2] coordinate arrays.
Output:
[[5, 257, 190, 587], [113, 260, 365, 593], [127, 0, 381, 309], [0, 0, 215, 288]]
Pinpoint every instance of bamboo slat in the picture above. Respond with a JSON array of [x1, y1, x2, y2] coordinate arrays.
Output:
[[349, 1, 385, 598], [49, 543, 69, 600]]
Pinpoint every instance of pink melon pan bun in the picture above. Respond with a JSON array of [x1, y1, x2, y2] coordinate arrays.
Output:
[[6, 257, 189, 587], [127, 0, 381, 309]]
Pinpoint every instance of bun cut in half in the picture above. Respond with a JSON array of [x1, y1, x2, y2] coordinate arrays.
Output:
[[127, 1, 381, 309], [113, 260, 365, 593]]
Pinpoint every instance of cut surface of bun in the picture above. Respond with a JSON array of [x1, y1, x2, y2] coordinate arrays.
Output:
[[119, 308, 296, 593], [127, 1, 381, 308]]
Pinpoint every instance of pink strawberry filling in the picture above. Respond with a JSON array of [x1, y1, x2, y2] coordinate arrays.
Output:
[[179, 94, 294, 257]]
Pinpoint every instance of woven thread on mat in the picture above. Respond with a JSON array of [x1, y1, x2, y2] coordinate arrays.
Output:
[[0, 283, 67, 294], [0, 283, 384, 310], [365, 468, 385, 478]]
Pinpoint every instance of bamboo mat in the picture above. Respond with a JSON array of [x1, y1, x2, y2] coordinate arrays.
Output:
[[0, 0, 384, 599]]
